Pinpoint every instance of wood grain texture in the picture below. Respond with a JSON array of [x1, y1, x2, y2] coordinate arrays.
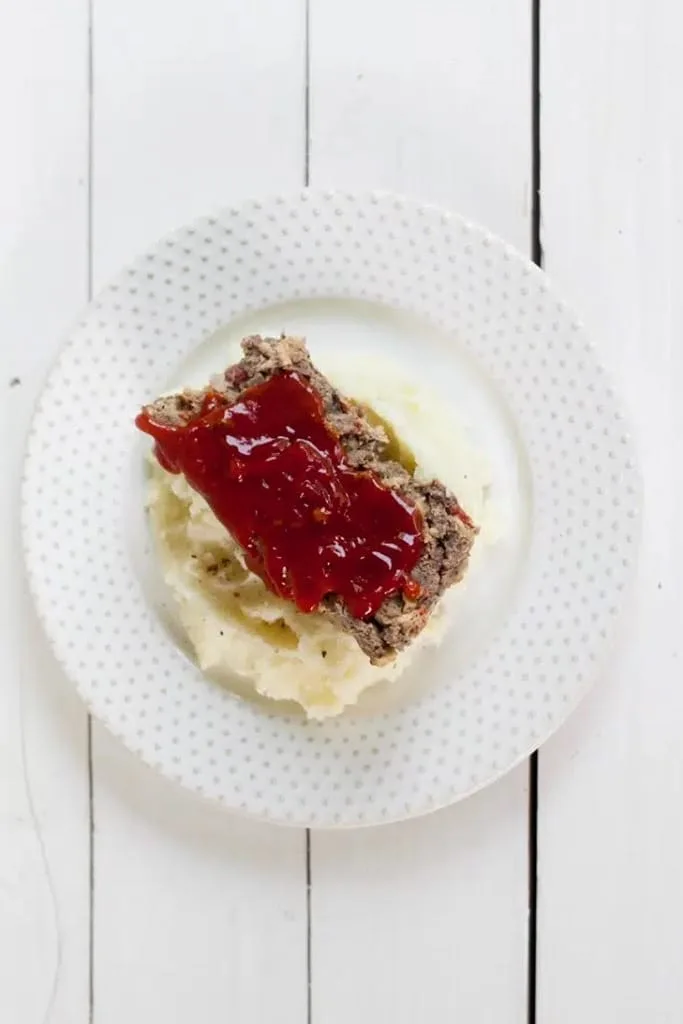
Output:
[[309, 0, 532, 251], [92, 0, 307, 282], [308, 2, 531, 1021], [539, 1, 683, 1019], [90, 2, 309, 1022], [0, 0, 90, 1021]]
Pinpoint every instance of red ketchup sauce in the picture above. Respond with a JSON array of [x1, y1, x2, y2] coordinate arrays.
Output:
[[136, 371, 424, 619]]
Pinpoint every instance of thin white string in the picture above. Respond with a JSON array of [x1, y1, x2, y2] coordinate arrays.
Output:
[[18, 668, 62, 1024]]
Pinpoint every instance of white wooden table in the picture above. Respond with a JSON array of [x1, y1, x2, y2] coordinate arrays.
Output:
[[2, 1, 680, 1020]]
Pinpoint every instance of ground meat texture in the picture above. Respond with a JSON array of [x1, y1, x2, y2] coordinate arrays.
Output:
[[142, 335, 478, 664]]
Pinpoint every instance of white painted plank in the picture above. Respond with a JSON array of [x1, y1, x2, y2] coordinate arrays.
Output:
[[309, 0, 532, 251], [91, 2, 308, 1022], [539, 1, 683, 1020], [0, 0, 90, 1021], [92, 728, 308, 1023], [310, 781, 528, 1021], [309, 2, 531, 1021], [93, 0, 307, 283]]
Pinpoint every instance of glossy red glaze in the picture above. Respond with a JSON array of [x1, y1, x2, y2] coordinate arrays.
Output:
[[136, 371, 424, 618]]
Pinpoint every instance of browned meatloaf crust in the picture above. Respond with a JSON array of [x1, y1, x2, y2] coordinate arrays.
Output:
[[144, 336, 478, 664]]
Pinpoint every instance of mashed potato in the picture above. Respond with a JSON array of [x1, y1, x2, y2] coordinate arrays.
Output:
[[146, 357, 496, 719]]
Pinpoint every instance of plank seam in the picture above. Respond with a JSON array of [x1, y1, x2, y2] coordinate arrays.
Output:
[[306, 830, 312, 1024], [531, 0, 543, 268], [304, 0, 311, 189], [528, 1, 542, 1022], [87, 0, 95, 1018]]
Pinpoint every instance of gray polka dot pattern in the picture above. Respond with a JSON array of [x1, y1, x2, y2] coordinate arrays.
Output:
[[21, 191, 641, 826]]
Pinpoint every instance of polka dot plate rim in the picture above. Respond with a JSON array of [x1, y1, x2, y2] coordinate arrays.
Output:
[[21, 189, 641, 827]]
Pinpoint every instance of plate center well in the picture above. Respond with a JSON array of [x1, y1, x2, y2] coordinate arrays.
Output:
[[130, 297, 533, 715]]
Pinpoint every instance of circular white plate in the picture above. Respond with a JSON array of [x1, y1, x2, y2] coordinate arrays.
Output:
[[22, 191, 640, 827]]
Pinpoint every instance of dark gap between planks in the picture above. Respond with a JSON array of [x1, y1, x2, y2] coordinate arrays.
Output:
[[87, 0, 95, 1020], [528, 1, 542, 1023]]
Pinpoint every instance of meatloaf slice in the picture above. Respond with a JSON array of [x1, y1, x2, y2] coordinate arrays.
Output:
[[142, 335, 477, 664]]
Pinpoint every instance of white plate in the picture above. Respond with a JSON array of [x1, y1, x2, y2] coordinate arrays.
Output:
[[22, 191, 640, 827]]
